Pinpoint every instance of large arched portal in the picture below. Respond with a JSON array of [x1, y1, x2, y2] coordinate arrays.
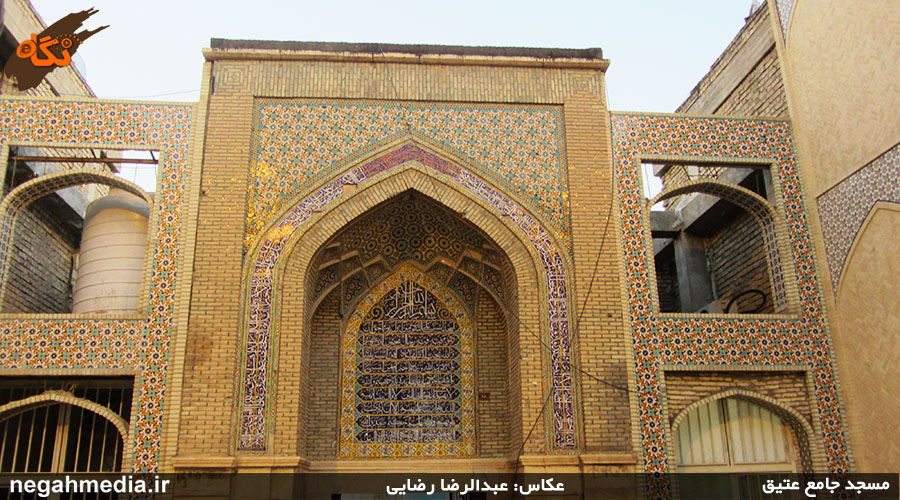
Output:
[[238, 143, 578, 455], [295, 192, 519, 459]]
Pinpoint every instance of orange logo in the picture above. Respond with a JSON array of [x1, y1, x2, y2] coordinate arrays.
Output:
[[3, 8, 108, 91]]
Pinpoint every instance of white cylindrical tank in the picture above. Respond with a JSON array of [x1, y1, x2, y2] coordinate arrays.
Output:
[[72, 189, 150, 315]]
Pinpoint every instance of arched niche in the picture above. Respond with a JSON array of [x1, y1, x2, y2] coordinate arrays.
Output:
[[0, 169, 151, 310], [834, 201, 900, 471], [291, 190, 522, 460], [238, 141, 577, 454], [337, 264, 475, 458], [648, 179, 795, 314]]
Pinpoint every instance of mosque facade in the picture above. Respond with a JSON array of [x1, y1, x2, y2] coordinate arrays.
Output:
[[0, 0, 897, 494]]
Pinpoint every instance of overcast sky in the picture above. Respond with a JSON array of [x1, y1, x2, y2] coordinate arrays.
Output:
[[28, 0, 754, 111]]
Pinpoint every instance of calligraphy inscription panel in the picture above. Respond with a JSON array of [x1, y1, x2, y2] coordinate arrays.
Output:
[[340, 270, 475, 458]]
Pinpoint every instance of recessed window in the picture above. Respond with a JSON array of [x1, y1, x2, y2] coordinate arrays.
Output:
[[1, 146, 157, 315], [0, 377, 133, 473], [645, 161, 783, 314]]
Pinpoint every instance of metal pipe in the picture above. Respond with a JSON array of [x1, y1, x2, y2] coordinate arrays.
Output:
[[9, 156, 158, 165]]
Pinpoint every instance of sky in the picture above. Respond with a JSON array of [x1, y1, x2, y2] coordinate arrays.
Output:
[[28, 0, 754, 110], [27, 0, 755, 193]]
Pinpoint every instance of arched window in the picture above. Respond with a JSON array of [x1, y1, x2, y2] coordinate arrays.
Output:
[[0, 382, 131, 473], [674, 397, 797, 472]]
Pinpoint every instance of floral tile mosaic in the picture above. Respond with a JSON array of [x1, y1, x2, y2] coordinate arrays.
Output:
[[0, 99, 192, 472], [817, 143, 900, 291], [247, 99, 571, 249], [610, 113, 849, 478], [239, 142, 577, 452]]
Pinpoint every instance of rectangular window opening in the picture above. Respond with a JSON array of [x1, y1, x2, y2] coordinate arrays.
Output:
[[645, 161, 777, 314], [1, 145, 158, 315]]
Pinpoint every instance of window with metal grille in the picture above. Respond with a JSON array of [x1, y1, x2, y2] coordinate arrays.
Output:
[[0, 377, 132, 473]]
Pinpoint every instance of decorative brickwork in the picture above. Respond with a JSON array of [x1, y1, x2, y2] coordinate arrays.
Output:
[[0, 98, 193, 472], [817, 143, 900, 290], [611, 113, 849, 479]]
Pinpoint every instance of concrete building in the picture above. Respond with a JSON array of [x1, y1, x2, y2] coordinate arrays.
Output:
[[0, 0, 894, 495]]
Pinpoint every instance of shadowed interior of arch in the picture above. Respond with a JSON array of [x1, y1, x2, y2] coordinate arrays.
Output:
[[291, 190, 523, 460]]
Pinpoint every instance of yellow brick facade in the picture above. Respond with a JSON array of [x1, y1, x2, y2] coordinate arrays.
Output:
[[0, 8, 875, 490]]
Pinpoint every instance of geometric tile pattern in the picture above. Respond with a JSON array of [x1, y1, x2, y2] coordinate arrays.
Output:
[[0, 99, 193, 472], [339, 265, 475, 458], [773, 0, 796, 41], [328, 193, 486, 268], [239, 142, 577, 451], [248, 99, 570, 248], [817, 143, 900, 291], [308, 192, 508, 313], [611, 113, 849, 478]]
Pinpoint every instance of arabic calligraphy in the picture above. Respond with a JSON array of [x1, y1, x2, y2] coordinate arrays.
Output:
[[3, 8, 108, 91], [354, 281, 464, 445], [762, 477, 892, 497]]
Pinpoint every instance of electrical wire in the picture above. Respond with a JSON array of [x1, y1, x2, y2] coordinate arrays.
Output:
[[371, 44, 632, 471]]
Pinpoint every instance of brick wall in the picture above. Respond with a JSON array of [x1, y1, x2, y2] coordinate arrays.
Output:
[[705, 209, 775, 313], [474, 287, 509, 456], [715, 48, 788, 118], [676, 4, 786, 118], [305, 289, 341, 459], [1, 198, 78, 313], [179, 91, 252, 456], [665, 2, 788, 194]]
